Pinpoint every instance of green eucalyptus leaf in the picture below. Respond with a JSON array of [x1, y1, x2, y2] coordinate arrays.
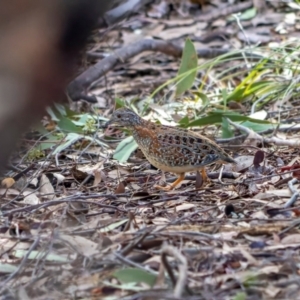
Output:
[[100, 219, 128, 232], [54, 103, 67, 116], [57, 116, 83, 134], [221, 88, 228, 107], [102, 281, 148, 292], [46, 107, 60, 122], [12, 250, 70, 263], [240, 121, 275, 132], [52, 133, 83, 155], [115, 98, 126, 108], [193, 91, 209, 114], [232, 292, 247, 300], [227, 81, 271, 102], [176, 38, 198, 96], [239, 7, 257, 20], [113, 136, 138, 163], [36, 124, 50, 135], [63, 105, 78, 117], [113, 268, 156, 287], [178, 115, 189, 126], [85, 136, 108, 148], [0, 263, 18, 273], [72, 114, 91, 126], [222, 117, 234, 138], [228, 7, 257, 22], [188, 111, 273, 127], [39, 141, 58, 151], [31, 133, 60, 151]]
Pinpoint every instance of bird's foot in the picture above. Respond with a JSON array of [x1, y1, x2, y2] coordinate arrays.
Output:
[[154, 184, 173, 191], [204, 179, 213, 187]]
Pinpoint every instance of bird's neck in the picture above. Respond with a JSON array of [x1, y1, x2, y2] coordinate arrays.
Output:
[[131, 119, 152, 137], [131, 118, 148, 128]]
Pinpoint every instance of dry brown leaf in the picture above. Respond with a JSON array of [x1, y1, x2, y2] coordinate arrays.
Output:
[[23, 190, 40, 205], [93, 169, 102, 186], [151, 217, 170, 225], [108, 168, 129, 179], [204, 265, 280, 285], [253, 150, 265, 167], [167, 203, 195, 213], [71, 166, 88, 181], [53, 173, 65, 184], [281, 234, 300, 245], [214, 231, 239, 240], [1, 177, 15, 189], [250, 210, 268, 219], [60, 234, 99, 256], [0, 188, 20, 196], [232, 155, 253, 172], [115, 181, 125, 194], [0, 234, 31, 251], [158, 24, 199, 40], [264, 189, 292, 197], [264, 286, 281, 298], [40, 174, 56, 200]]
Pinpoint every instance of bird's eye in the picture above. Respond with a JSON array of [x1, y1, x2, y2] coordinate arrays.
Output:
[[117, 114, 121, 118]]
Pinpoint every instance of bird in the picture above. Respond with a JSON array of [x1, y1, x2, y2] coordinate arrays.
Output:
[[105, 107, 236, 191]]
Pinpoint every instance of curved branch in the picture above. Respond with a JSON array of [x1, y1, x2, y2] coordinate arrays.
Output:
[[66, 39, 229, 102]]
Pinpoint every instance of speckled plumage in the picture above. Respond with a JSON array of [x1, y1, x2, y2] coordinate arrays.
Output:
[[106, 108, 236, 190]]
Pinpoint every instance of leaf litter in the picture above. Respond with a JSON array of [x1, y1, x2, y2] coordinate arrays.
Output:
[[2, 0, 300, 299]]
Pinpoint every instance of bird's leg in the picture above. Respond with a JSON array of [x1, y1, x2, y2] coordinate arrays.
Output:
[[200, 168, 211, 184], [195, 168, 211, 189], [200, 168, 208, 182], [155, 173, 185, 191], [159, 171, 166, 186]]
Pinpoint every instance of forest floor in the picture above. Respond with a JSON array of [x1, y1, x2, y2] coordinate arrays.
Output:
[[2, 1, 300, 299]]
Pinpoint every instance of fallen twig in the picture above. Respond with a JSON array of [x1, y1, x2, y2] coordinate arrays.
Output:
[[0, 237, 40, 292], [161, 244, 190, 298], [2, 193, 130, 216], [227, 118, 300, 147], [115, 251, 158, 276], [284, 178, 299, 208], [68, 39, 234, 102]]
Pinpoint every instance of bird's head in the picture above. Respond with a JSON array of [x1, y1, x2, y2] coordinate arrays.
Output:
[[104, 108, 142, 128]]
